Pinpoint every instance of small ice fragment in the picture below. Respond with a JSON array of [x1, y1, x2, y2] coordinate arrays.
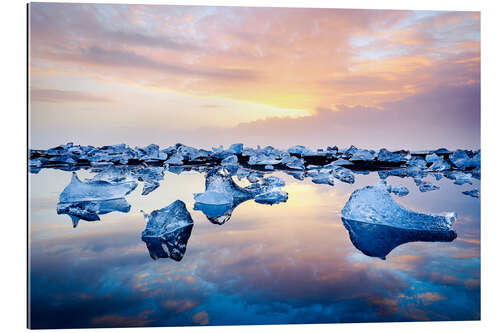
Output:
[[194, 167, 254, 206], [212, 145, 224, 154], [331, 166, 355, 184], [449, 149, 480, 169], [311, 171, 335, 185], [265, 164, 274, 170], [164, 152, 184, 166], [29, 157, 47, 168], [288, 145, 314, 156], [285, 156, 305, 170], [221, 155, 239, 167], [142, 182, 160, 195], [427, 155, 451, 171], [349, 149, 376, 161], [260, 176, 286, 188], [227, 143, 244, 154], [417, 181, 440, 192], [389, 185, 409, 196], [254, 189, 288, 205], [236, 168, 250, 180], [407, 156, 427, 168], [377, 149, 406, 163], [248, 153, 281, 165], [247, 172, 262, 183], [448, 171, 473, 185], [425, 153, 441, 164], [462, 190, 479, 198]]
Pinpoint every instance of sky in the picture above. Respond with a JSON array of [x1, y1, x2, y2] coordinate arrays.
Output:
[[28, 3, 480, 150]]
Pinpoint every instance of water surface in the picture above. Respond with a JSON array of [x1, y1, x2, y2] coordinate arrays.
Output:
[[28, 168, 480, 328]]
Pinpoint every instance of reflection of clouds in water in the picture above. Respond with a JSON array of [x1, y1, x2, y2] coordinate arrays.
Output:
[[29, 170, 480, 327]]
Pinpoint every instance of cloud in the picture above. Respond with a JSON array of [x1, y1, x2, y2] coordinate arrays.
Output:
[[182, 82, 480, 150], [30, 88, 116, 104]]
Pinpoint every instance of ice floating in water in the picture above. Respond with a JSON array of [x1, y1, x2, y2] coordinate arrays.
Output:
[[446, 171, 473, 185], [221, 155, 239, 167], [283, 156, 305, 170], [141, 200, 194, 261], [462, 190, 479, 198], [57, 172, 136, 227], [164, 152, 184, 166], [342, 182, 456, 232], [387, 185, 409, 197], [194, 168, 288, 223], [288, 145, 314, 156], [255, 189, 288, 205], [377, 148, 407, 163], [331, 166, 355, 184], [311, 171, 335, 186], [194, 168, 254, 206], [427, 155, 451, 171], [194, 168, 256, 224], [416, 180, 440, 192], [349, 149, 376, 162], [59, 172, 137, 203], [449, 150, 480, 170]]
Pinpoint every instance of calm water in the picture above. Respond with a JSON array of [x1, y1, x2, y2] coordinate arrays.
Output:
[[28, 168, 480, 328]]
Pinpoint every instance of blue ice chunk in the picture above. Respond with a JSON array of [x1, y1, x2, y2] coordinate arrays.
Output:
[[221, 155, 239, 167], [349, 149, 376, 161], [254, 189, 288, 205], [227, 143, 244, 154], [59, 172, 137, 203], [388, 185, 409, 196], [284, 156, 305, 170], [141, 200, 194, 238], [377, 149, 406, 163], [462, 189, 479, 198], [416, 180, 440, 192], [141, 200, 194, 261], [164, 152, 184, 166], [342, 182, 456, 231], [427, 155, 451, 171]]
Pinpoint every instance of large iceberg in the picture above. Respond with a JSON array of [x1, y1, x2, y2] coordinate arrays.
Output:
[[59, 172, 137, 203], [57, 172, 136, 227], [342, 182, 456, 232], [141, 200, 194, 261]]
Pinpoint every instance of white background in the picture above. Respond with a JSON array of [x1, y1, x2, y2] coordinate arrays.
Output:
[[1, 0, 498, 332]]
